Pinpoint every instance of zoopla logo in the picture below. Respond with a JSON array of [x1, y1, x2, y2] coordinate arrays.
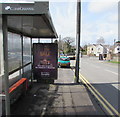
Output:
[[5, 6, 34, 11], [5, 6, 11, 10]]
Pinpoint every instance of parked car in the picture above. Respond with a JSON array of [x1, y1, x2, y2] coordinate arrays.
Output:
[[58, 56, 70, 67], [67, 54, 76, 60]]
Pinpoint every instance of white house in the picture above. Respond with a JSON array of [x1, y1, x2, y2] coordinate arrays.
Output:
[[95, 44, 109, 56], [114, 45, 120, 54], [87, 44, 109, 56]]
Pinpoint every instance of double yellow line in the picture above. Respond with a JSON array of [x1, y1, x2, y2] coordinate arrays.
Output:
[[79, 74, 120, 116]]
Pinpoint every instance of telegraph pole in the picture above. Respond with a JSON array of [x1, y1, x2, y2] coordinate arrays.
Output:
[[114, 39, 116, 48], [75, 0, 81, 83], [58, 35, 61, 57]]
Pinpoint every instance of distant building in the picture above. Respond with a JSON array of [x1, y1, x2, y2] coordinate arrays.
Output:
[[114, 46, 120, 54], [87, 44, 96, 56], [111, 41, 120, 62], [87, 44, 109, 57], [114, 41, 120, 54]]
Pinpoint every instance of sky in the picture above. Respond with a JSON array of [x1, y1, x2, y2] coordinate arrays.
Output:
[[81, 1, 118, 46], [0, 0, 119, 46]]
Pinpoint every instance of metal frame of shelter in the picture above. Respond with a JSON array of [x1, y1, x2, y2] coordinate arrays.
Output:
[[1, 1, 57, 115]]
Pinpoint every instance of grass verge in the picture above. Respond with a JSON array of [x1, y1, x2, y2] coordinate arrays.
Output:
[[108, 61, 120, 64]]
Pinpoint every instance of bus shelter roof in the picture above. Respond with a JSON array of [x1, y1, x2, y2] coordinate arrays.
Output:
[[2, 1, 58, 38]]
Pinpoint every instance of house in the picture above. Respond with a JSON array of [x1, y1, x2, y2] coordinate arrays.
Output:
[[87, 44, 96, 56], [114, 41, 120, 54], [87, 44, 109, 57], [95, 44, 109, 56], [112, 41, 120, 62], [114, 46, 120, 54]]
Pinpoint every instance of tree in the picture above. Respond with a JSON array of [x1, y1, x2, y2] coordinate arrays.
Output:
[[83, 45, 87, 51], [62, 37, 75, 54], [82, 45, 87, 55], [96, 36, 105, 44], [62, 37, 74, 45]]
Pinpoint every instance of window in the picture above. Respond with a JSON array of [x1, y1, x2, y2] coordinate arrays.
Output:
[[8, 32, 22, 72], [0, 34, 2, 75], [0, 28, 4, 76], [23, 36, 31, 65]]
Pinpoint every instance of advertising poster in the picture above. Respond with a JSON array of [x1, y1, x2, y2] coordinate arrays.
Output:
[[33, 43, 58, 80]]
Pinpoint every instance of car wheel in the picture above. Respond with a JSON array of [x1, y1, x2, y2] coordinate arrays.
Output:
[[58, 64, 61, 68]]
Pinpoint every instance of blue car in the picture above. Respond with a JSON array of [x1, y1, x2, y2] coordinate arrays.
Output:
[[58, 56, 70, 67]]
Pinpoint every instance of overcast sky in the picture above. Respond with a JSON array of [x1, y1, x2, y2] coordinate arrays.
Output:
[[0, 0, 118, 46]]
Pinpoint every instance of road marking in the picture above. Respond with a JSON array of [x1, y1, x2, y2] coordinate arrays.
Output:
[[80, 74, 120, 116], [98, 61, 118, 68], [81, 62, 101, 69], [81, 58, 118, 68], [80, 76, 114, 115], [91, 64, 100, 69], [104, 69, 118, 75], [72, 69, 120, 116], [112, 84, 120, 91]]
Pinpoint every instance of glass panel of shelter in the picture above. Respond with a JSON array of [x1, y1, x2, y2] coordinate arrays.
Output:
[[7, 32, 32, 87]]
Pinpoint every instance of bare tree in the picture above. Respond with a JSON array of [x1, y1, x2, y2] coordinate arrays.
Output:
[[96, 36, 105, 44], [62, 37, 75, 45], [62, 37, 75, 54]]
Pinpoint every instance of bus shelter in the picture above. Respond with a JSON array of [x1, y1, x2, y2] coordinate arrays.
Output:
[[0, 1, 57, 115]]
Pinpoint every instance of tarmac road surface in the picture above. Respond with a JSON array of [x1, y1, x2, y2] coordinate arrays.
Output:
[[80, 56, 120, 114]]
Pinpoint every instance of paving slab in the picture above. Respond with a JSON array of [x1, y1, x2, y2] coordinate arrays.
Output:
[[10, 68, 105, 116]]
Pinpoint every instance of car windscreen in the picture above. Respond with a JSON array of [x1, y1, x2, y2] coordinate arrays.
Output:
[[59, 57, 70, 61]]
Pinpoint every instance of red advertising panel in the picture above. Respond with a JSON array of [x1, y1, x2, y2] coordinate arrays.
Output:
[[33, 43, 58, 80]]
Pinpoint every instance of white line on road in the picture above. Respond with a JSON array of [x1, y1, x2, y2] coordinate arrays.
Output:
[[91, 64, 100, 69], [112, 84, 120, 91], [98, 61, 118, 68], [104, 69, 118, 75], [81, 62, 101, 69]]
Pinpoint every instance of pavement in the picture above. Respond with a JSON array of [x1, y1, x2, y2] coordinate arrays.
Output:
[[10, 67, 105, 116]]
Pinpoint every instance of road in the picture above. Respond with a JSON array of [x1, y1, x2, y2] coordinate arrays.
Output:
[[79, 56, 120, 113]]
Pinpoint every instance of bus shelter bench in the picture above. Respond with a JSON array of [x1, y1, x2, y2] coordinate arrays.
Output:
[[9, 78, 28, 104]]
